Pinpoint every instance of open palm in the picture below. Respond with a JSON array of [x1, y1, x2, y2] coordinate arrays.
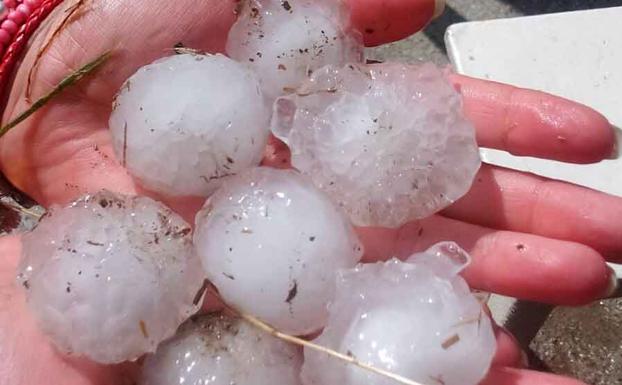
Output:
[[0, 1, 619, 384]]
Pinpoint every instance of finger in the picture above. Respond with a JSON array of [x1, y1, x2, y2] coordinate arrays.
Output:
[[0, 236, 136, 385], [346, 0, 443, 46], [449, 74, 616, 163], [480, 367, 588, 385], [478, 303, 524, 369], [357, 215, 613, 305], [492, 326, 525, 368], [443, 164, 622, 262], [261, 134, 292, 169]]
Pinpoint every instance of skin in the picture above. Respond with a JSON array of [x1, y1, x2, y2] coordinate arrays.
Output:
[[0, 0, 619, 384]]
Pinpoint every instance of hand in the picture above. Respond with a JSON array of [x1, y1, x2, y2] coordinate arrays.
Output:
[[0, 1, 617, 385]]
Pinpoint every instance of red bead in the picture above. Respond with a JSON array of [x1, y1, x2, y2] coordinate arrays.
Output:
[[8, 10, 25, 24], [0, 29, 10, 44], [25, 0, 41, 7], [0, 0, 65, 117], [16, 4, 31, 16], [4, 0, 17, 9], [1, 19, 18, 34]]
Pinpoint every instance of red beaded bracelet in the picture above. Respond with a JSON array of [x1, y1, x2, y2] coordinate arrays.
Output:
[[0, 0, 64, 108]]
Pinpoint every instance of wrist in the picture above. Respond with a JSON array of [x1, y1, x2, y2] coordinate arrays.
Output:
[[0, 0, 64, 122]]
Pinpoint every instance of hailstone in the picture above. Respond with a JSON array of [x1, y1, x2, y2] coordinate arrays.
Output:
[[226, 0, 364, 101], [193, 167, 364, 335], [272, 62, 481, 227], [302, 242, 495, 385], [141, 313, 302, 385], [17, 191, 205, 363], [109, 53, 271, 197]]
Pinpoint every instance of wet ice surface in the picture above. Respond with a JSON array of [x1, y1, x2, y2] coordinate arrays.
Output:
[[17, 191, 205, 363], [194, 167, 363, 335], [227, 0, 363, 101], [303, 242, 495, 385], [272, 62, 481, 227], [109, 53, 271, 197], [141, 313, 302, 385]]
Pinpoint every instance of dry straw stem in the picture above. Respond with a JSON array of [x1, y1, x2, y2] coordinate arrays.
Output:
[[26, 0, 89, 101], [3, 200, 43, 220], [239, 312, 428, 385], [0, 51, 112, 138], [173, 46, 203, 56]]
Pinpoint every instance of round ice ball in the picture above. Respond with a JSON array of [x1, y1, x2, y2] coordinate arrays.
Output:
[[302, 242, 495, 385], [109, 53, 271, 197], [226, 0, 363, 101], [272, 62, 481, 227], [193, 167, 364, 335], [141, 313, 302, 385], [17, 191, 205, 363]]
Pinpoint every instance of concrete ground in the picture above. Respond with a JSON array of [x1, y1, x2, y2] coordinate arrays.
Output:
[[368, 1, 622, 384], [369, 0, 622, 66]]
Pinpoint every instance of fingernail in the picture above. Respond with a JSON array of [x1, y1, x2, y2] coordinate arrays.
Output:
[[433, 0, 445, 19], [520, 350, 530, 368], [607, 124, 621, 160], [603, 266, 620, 298]]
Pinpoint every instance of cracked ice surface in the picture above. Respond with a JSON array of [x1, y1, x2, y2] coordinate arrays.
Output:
[[193, 167, 363, 335], [17, 191, 204, 363], [227, 0, 363, 101], [141, 314, 302, 385], [302, 242, 495, 385], [109, 53, 271, 197], [272, 62, 481, 227]]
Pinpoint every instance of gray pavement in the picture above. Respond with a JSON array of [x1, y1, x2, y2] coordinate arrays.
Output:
[[368, 0, 622, 65], [532, 300, 622, 384]]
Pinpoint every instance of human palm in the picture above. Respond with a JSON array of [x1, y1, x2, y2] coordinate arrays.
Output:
[[0, 1, 619, 384]]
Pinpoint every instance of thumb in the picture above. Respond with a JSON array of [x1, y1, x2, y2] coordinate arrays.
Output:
[[347, 0, 445, 46]]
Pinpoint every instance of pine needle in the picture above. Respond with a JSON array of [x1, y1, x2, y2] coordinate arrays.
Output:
[[239, 312, 428, 385], [0, 51, 112, 138]]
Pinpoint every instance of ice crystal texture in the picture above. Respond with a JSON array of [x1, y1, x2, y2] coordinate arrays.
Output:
[[194, 167, 363, 335], [226, 0, 363, 101], [302, 242, 495, 385], [17, 191, 205, 363], [141, 314, 302, 385], [272, 62, 481, 227], [109, 53, 271, 197]]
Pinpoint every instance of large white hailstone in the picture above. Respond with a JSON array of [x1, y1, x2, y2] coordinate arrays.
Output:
[[226, 0, 363, 101], [109, 53, 271, 197], [302, 242, 496, 385], [17, 191, 205, 363], [141, 313, 302, 385], [272, 62, 481, 227], [194, 167, 364, 335]]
